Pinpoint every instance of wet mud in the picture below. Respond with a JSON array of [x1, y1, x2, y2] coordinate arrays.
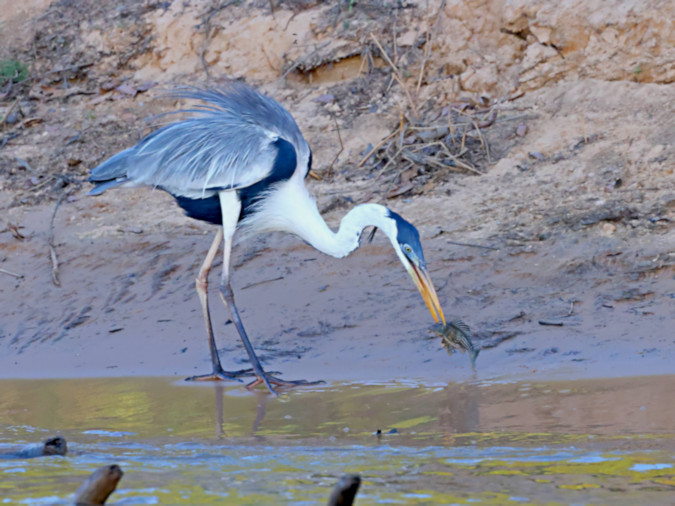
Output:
[[0, 189, 672, 385]]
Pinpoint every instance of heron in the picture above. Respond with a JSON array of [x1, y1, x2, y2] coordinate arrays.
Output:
[[89, 83, 446, 394]]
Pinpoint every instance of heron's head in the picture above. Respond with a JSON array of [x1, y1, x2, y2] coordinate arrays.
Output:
[[379, 210, 446, 325]]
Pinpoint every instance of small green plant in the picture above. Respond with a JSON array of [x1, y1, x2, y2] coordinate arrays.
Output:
[[0, 59, 29, 85]]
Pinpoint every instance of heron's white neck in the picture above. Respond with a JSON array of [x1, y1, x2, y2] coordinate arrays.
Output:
[[248, 181, 394, 258], [301, 202, 394, 258]]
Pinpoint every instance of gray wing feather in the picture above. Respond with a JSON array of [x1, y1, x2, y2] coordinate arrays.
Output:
[[89, 84, 308, 198]]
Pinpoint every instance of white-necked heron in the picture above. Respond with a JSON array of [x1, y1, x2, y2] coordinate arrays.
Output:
[[89, 83, 445, 394]]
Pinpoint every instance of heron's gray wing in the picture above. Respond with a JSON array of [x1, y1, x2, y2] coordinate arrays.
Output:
[[121, 118, 280, 197], [89, 84, 308, 198]]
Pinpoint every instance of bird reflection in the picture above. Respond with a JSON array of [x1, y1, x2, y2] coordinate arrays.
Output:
[[213, 385, 271, 439], [437, 381, 481, 442], [214, 384, 225, 438]]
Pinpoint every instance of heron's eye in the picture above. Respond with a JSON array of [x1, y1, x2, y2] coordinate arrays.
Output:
[[403, 244, 413, 254]]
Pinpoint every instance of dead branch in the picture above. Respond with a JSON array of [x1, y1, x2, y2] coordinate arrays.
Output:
[[0, 267, 23, 279], [1, 97, 20, 129], [198, 0, 239, 80], [74, 465, 123, 505], [241, 276, 284, 290], [48, 190, 69, 286], [475, 109, 498, 128], [469, 117, 492, 164], [416, 0, 446, 94], [369, 33, 419, 119], [275, 41, 331, 90], [358, 127, 399, 167], [326, 113, 344, 177], [42, 61, 94, 76], [446, 240, 499, 251], [328, 474, 361, 506]]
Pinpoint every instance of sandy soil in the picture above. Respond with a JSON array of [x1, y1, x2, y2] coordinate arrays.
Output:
[[0, 1, 673, 385]]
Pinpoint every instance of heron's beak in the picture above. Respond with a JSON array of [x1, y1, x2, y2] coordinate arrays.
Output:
[[406, 261, 446, 325]]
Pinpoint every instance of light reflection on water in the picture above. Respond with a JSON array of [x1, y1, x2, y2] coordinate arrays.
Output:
[[0, 376, 674, 504]]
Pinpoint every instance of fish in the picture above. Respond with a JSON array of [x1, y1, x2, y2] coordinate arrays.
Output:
[[429, 319, 479, 370]]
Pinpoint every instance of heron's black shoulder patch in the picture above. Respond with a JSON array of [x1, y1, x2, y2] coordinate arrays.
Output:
[[173, 138, 298, 225], [174, 194, 222, 225], [237, 137, 297, 219], [387, 209, 420, 246], [173, 194, 223, 225], [267, 137, 298, 184]]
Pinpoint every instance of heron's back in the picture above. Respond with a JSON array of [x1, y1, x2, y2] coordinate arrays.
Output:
[[88, 84, 310, 201], [173, 136, 298, 225]]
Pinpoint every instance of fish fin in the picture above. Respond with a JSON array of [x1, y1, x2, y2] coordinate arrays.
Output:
[[470, 349, 480, 370], [450, 319, 473, 339]]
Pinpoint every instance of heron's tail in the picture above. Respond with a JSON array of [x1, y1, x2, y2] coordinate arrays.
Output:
[[88, 148, 133, 195]]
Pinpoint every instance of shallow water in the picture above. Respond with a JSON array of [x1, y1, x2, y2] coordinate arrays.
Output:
[[0, 376, 674, 504]]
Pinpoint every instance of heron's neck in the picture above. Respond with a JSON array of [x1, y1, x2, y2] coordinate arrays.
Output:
[[298, 203, 392, 259]]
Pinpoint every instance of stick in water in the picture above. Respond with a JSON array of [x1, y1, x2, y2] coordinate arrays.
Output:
[[74, 465, 123, 505], [327, 474, 361, 506]]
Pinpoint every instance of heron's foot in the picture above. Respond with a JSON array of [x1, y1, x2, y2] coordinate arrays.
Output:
[[185, 366, 256, 382], [246, 373, 325, 394]]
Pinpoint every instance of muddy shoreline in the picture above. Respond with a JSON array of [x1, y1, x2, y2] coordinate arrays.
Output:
[[1, 183, 672, 385]]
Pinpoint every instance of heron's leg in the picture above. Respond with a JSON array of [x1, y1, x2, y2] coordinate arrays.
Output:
[[219, 276, 324, 394], [185, 228, 254, 382], [214, 193, 322, 395]]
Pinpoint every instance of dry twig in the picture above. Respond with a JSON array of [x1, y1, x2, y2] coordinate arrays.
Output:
[[47, 190, 70, 286], [1, 98, 20, 128], [469, 117, 492, 164], [416, 0, 446, 94], [369, 33, 419, 118], [74, 464, 123, 505], [326, 114, 344, 177], [447, 240, 499, 251], [275, 41, 331, 90], [198, 0, 239, 79], [0, 267, 23, 279], [358, 127, 400, 167]]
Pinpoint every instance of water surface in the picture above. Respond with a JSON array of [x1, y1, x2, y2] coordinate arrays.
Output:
[[1, 376, 674, 504]]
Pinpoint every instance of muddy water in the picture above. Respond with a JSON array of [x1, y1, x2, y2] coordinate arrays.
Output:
[[1, 377, 674, 504]]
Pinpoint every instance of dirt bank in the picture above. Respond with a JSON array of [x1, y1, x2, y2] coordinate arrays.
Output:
[[0, 0, 672, 384]]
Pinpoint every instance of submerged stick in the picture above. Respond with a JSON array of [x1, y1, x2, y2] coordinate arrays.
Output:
[[42, 436, 67, 456], [74, 465, 123, 505], [0, 435, 66, 459], [327, 474, 361, 506]]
